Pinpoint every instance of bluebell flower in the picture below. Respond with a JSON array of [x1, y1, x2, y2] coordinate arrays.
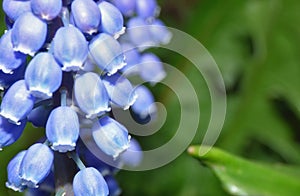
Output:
[[46, 106, 79, 152], [11, 12, 47, 56], [73, 167, 109, 196], [98, 1, 125, 38], [2, 0, 31, 21], [102, 72, 137, 110], [119, 138, 142, 167], [138, 53, 166, 84], [149, 19, 172, 45], [131, 85, 157, 119], [71, 0, 101, 35], [5, 151, 27, 192], [120, 42, 141, 75], [0, 80, 35, 125], [19, 143, 54, 188], [126, 17, 156, 49], [74, 72, 110, 119], [92, 116, 130, 159], [89, 33, 126, 75], [111, 0, 136, 17], [24, 52, 62, 99], [0, 30, 27, 74], [136, 0, 159, 19], [52, 26, 88, 71], [31, 0, 62, 21], [0, 116, 26, 149], [0, 63, 26, 90]]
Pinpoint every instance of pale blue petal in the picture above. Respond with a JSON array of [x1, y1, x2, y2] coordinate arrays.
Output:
[[74, 72, 110, 119], [46, 106, 79, 152], [73, 167, 109, 196], [25, 52, 62, 99], [92, 116, 130, 159]]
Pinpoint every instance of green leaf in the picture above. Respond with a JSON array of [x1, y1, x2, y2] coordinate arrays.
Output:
[[188, 145, 300, 196]]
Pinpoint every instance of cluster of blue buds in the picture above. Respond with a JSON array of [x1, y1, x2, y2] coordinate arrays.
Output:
[[0, 0, 171, 195]]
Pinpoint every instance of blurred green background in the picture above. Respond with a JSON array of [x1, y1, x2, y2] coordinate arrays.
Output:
[[1, 0, 300, 195]]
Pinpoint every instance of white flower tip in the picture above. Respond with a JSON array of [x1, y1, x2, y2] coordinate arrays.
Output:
[[114, 27, 126, 39]]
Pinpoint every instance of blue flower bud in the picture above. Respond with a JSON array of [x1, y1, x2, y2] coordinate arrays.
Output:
[[0, 116, 26, 149], [6, 151, 27, 192], [119, 138, 142, 167], [138, 53, 166, 84], [150, 19, 172, 45], [52, 26, 88, 71], [27, 104, 53, 128], [98, 1, 125, 38], [103, 73, 137, 110], [19, 143, 54, 188], [73, 167, 109, 196], [0, 30, 27, 74], [25, 52, 62, 99], [11, 12, 47, 56], [89, 33, 126, 75], [126, 17, 156, 49], [92, 116, 130, 159], [74, 72, 110, 119], [104, 175, 121, 196], [71, 0, 101, 35], [131, 85, 156, 119], [136, 0, 158, 19], [0, 63, 26, 90], [111, 0, 136, 17], [0, 80, 35, 125], [31, 0, 62, 21], [2, 0, 31, 21], [46, 106, 79, 152]]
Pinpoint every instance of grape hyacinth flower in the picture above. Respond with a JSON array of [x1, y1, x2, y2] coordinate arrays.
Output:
[[0, 0, 172, 195]]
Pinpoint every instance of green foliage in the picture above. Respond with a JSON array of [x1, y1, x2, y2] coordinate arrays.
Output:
[[1, 0, 300, 195], [188, 145, 300, 196]]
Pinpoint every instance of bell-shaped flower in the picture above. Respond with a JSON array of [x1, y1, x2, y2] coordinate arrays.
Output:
[[2, 0, 31, 21], [52, 26, 88, 71], [31, 0, 62, 21], [119, 138, 142, 167], [46, 106, 79, 152], [138, 53, 166, 84], [120, 42, 141, 75], [0, 80, 35, 125], [126, 17, 156, 50], [73, 167, 109, 196], [104, 175, 122, 196], [0, 30, 27, 74], [19, 143, 54, 188], [92, 116, 130, 159], [11, 12, 47, 56], [74, 72, 110, 119], [0, 116, 26, 149], [71, 0, 101, 35], [27, 104, 52, 128], [131, 85, 156, 119], [5, 151, 27, 192], [89, 33, 126, 75], [102, 73, 137, 110], [24, 52, 62, 99], [98, 1, 125, 38], [0, 63, 26, 90], [111, 0, 136, 17], [149, 19, 172, 45], [136, 0, 158, 19]]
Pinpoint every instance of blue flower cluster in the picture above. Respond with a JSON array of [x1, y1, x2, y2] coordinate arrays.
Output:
[[0, 0, 171, 195]]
